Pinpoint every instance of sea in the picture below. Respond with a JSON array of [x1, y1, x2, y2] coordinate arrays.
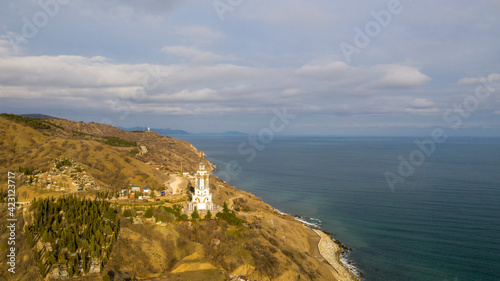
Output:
[[170, 135, 500, 281]]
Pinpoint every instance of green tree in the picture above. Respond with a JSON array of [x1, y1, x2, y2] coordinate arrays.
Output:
[[191, 207, 200, 220], [68, 264, 74, 277], [38, 262, 46, 277], [102, 274, 111, 281], [104, 224, 113, 236], [73, 258, 79, 276], [205, 210, 212, 220], [25, 226, 34, 247], [58, 253, 67, 265], [48, 253, 57, 265], [144, 207, 154, 218], [123, 209, 132, 217]]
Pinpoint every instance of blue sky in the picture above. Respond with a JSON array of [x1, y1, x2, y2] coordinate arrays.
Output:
[[0, 0, 499, 135]]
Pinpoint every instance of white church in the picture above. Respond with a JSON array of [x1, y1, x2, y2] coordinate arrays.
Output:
[[186, 159, 214, 212]]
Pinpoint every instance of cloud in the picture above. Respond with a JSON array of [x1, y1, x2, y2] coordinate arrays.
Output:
[[404, 107, 439, 115], [0, 54, 145, 89], [281, 88, 304, 97], [0, 50, 455, 119], [458, 73, 500, 85], [240, 0, 335, 26], [0, 39, 12, 56], [369, 65, 432, 89], [295, 61, 352, 78], [150, 88, 221, 103], [410, 99, 434, 108], [294, 62, 431, 91], [162, 46, 234, 64], [170, 25, 226, 44], [86, 0, 181, 15]]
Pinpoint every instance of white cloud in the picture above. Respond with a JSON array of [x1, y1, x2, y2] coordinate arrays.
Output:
[[151, 88, 221, 103], [458, 73, 500, 85], [295, 61, 352, 78], [0, 51, 462, 119], [369, 65, 431, 89], [294, 62, 431, 91], [0, 54, 145, 89], [162, 45, 234, 64]]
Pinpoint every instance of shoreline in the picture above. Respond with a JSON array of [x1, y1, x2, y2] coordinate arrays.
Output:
[[211, 155, 362, 280], [273, 208, 361, 280], [312, 229, 361, 281]]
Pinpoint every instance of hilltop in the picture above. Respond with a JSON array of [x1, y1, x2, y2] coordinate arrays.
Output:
[[0, 114, 357, 281]]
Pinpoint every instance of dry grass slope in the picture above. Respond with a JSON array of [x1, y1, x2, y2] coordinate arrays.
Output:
[[0, 115, 357, 281]]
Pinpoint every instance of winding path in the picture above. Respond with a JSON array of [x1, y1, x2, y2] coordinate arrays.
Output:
[[227, 194, 244, 209]]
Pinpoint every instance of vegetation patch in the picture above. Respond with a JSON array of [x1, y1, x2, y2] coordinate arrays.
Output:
[[55, 158, 72, 169], [101, 137, 137, 147], [0, 113, 52, 130], [26, 196, 119, 278], [216, 202, 245, 226]]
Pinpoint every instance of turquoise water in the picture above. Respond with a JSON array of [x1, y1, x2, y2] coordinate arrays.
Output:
[[172, 135, 500, 281]]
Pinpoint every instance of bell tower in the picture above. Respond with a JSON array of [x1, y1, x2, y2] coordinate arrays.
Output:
[[189, 152, 213, 211]]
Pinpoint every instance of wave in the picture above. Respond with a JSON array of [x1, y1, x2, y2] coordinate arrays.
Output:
[[340, 252, 364, 280], [294, 216, 322, 229]]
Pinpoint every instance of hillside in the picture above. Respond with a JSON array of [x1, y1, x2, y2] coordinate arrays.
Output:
[[0, 114, 358, 281], [0, 114, 208, 193]]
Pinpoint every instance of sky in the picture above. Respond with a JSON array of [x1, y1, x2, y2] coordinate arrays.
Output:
[[0, 0, 499, 136]]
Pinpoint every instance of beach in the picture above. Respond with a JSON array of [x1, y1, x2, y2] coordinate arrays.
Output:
[[312, 229, 359, 281]]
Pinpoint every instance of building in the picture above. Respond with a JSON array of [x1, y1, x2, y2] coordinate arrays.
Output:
[[187, 159, 213, 211]]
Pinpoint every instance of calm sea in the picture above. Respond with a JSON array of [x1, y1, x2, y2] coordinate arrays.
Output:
[[171, 135, 500, 281]]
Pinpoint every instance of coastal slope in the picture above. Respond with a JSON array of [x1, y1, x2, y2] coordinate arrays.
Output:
[[0, 114, 357, 281]]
